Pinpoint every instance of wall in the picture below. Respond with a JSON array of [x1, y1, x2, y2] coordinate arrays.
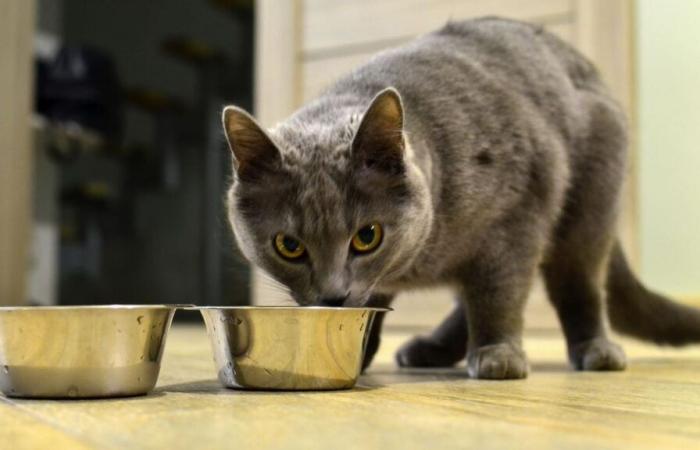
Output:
[[638, 0, 700, 296], [0, 0, 35, 305]]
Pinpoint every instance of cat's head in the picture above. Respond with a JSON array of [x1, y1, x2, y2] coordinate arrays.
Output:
[[222, 88, 432, 306]]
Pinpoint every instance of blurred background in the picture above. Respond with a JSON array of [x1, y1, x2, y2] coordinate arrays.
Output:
[[2, 0, 254, 310], [1, 0, 698, 327]]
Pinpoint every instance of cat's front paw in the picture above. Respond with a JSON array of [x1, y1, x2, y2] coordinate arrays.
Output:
[[467, 342, 528, 379], [395, 335, 467, 368], [569, 337, 626, 371]]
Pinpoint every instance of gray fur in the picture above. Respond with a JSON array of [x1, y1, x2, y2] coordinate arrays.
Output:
[[223, 18, 700, 379]]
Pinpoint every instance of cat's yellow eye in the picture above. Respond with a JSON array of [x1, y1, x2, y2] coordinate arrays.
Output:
[[351, 223, 383, 254], [274, 233, 306, 260]]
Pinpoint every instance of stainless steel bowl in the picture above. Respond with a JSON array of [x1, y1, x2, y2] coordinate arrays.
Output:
[[195, 306, 390, 390], [0, 305, 178, 399]]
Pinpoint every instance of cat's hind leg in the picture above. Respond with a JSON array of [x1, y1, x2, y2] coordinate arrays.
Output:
[[395, 300, 468, 368], [542, 239, 626, 371], [541, 95, 628, 371]]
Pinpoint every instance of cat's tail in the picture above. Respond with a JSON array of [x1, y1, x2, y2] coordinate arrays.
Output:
[[606, 240, 700, 345]]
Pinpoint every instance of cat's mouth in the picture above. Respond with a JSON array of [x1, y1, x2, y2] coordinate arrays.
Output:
[[342, 293, 374, 308], [291, 292, 371, 308]]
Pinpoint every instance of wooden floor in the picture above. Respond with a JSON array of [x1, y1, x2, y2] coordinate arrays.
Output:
[[3, 323, 700, 449]]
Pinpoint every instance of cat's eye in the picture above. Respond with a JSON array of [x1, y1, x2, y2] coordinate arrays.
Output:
[[351, 223, 383, 254], [274, 233, 306, 260]]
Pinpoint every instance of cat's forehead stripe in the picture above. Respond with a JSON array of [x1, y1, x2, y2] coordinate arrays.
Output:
[[296, 170, 349, 237]]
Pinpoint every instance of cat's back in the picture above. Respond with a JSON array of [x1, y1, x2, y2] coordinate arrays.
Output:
[[328, 17, 604, 146], [431, 17, 600, 89], [337, 18, 595, 93]]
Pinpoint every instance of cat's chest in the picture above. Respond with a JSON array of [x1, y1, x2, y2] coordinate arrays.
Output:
[[380, 241, 468, 290], [378, 208, 499, 291]]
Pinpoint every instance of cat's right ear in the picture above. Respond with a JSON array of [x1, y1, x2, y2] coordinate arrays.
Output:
[[222, 106, 281, 181], [352, 88, 406, 176]]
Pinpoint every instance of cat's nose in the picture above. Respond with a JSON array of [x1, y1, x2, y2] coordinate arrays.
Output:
[[318, 294, 349, 307]]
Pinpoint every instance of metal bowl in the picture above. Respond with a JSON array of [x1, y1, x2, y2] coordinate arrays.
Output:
[[195, 306, 390, 390], [0, 305, 178, 399]]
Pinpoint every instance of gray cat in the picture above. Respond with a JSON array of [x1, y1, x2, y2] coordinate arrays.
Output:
[[221, 18, 700, 379]]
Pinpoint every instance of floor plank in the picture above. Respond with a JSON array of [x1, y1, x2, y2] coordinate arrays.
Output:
[[4, 324, 700, 449], [0, 399, 93, 449]]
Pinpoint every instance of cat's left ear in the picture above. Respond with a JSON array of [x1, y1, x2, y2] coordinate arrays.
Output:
[[352, 87, 405, 175]]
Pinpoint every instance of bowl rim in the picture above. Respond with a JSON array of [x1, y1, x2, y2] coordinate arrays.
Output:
[[0, 304, 193, 311], [187, 305, 392, 312]]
